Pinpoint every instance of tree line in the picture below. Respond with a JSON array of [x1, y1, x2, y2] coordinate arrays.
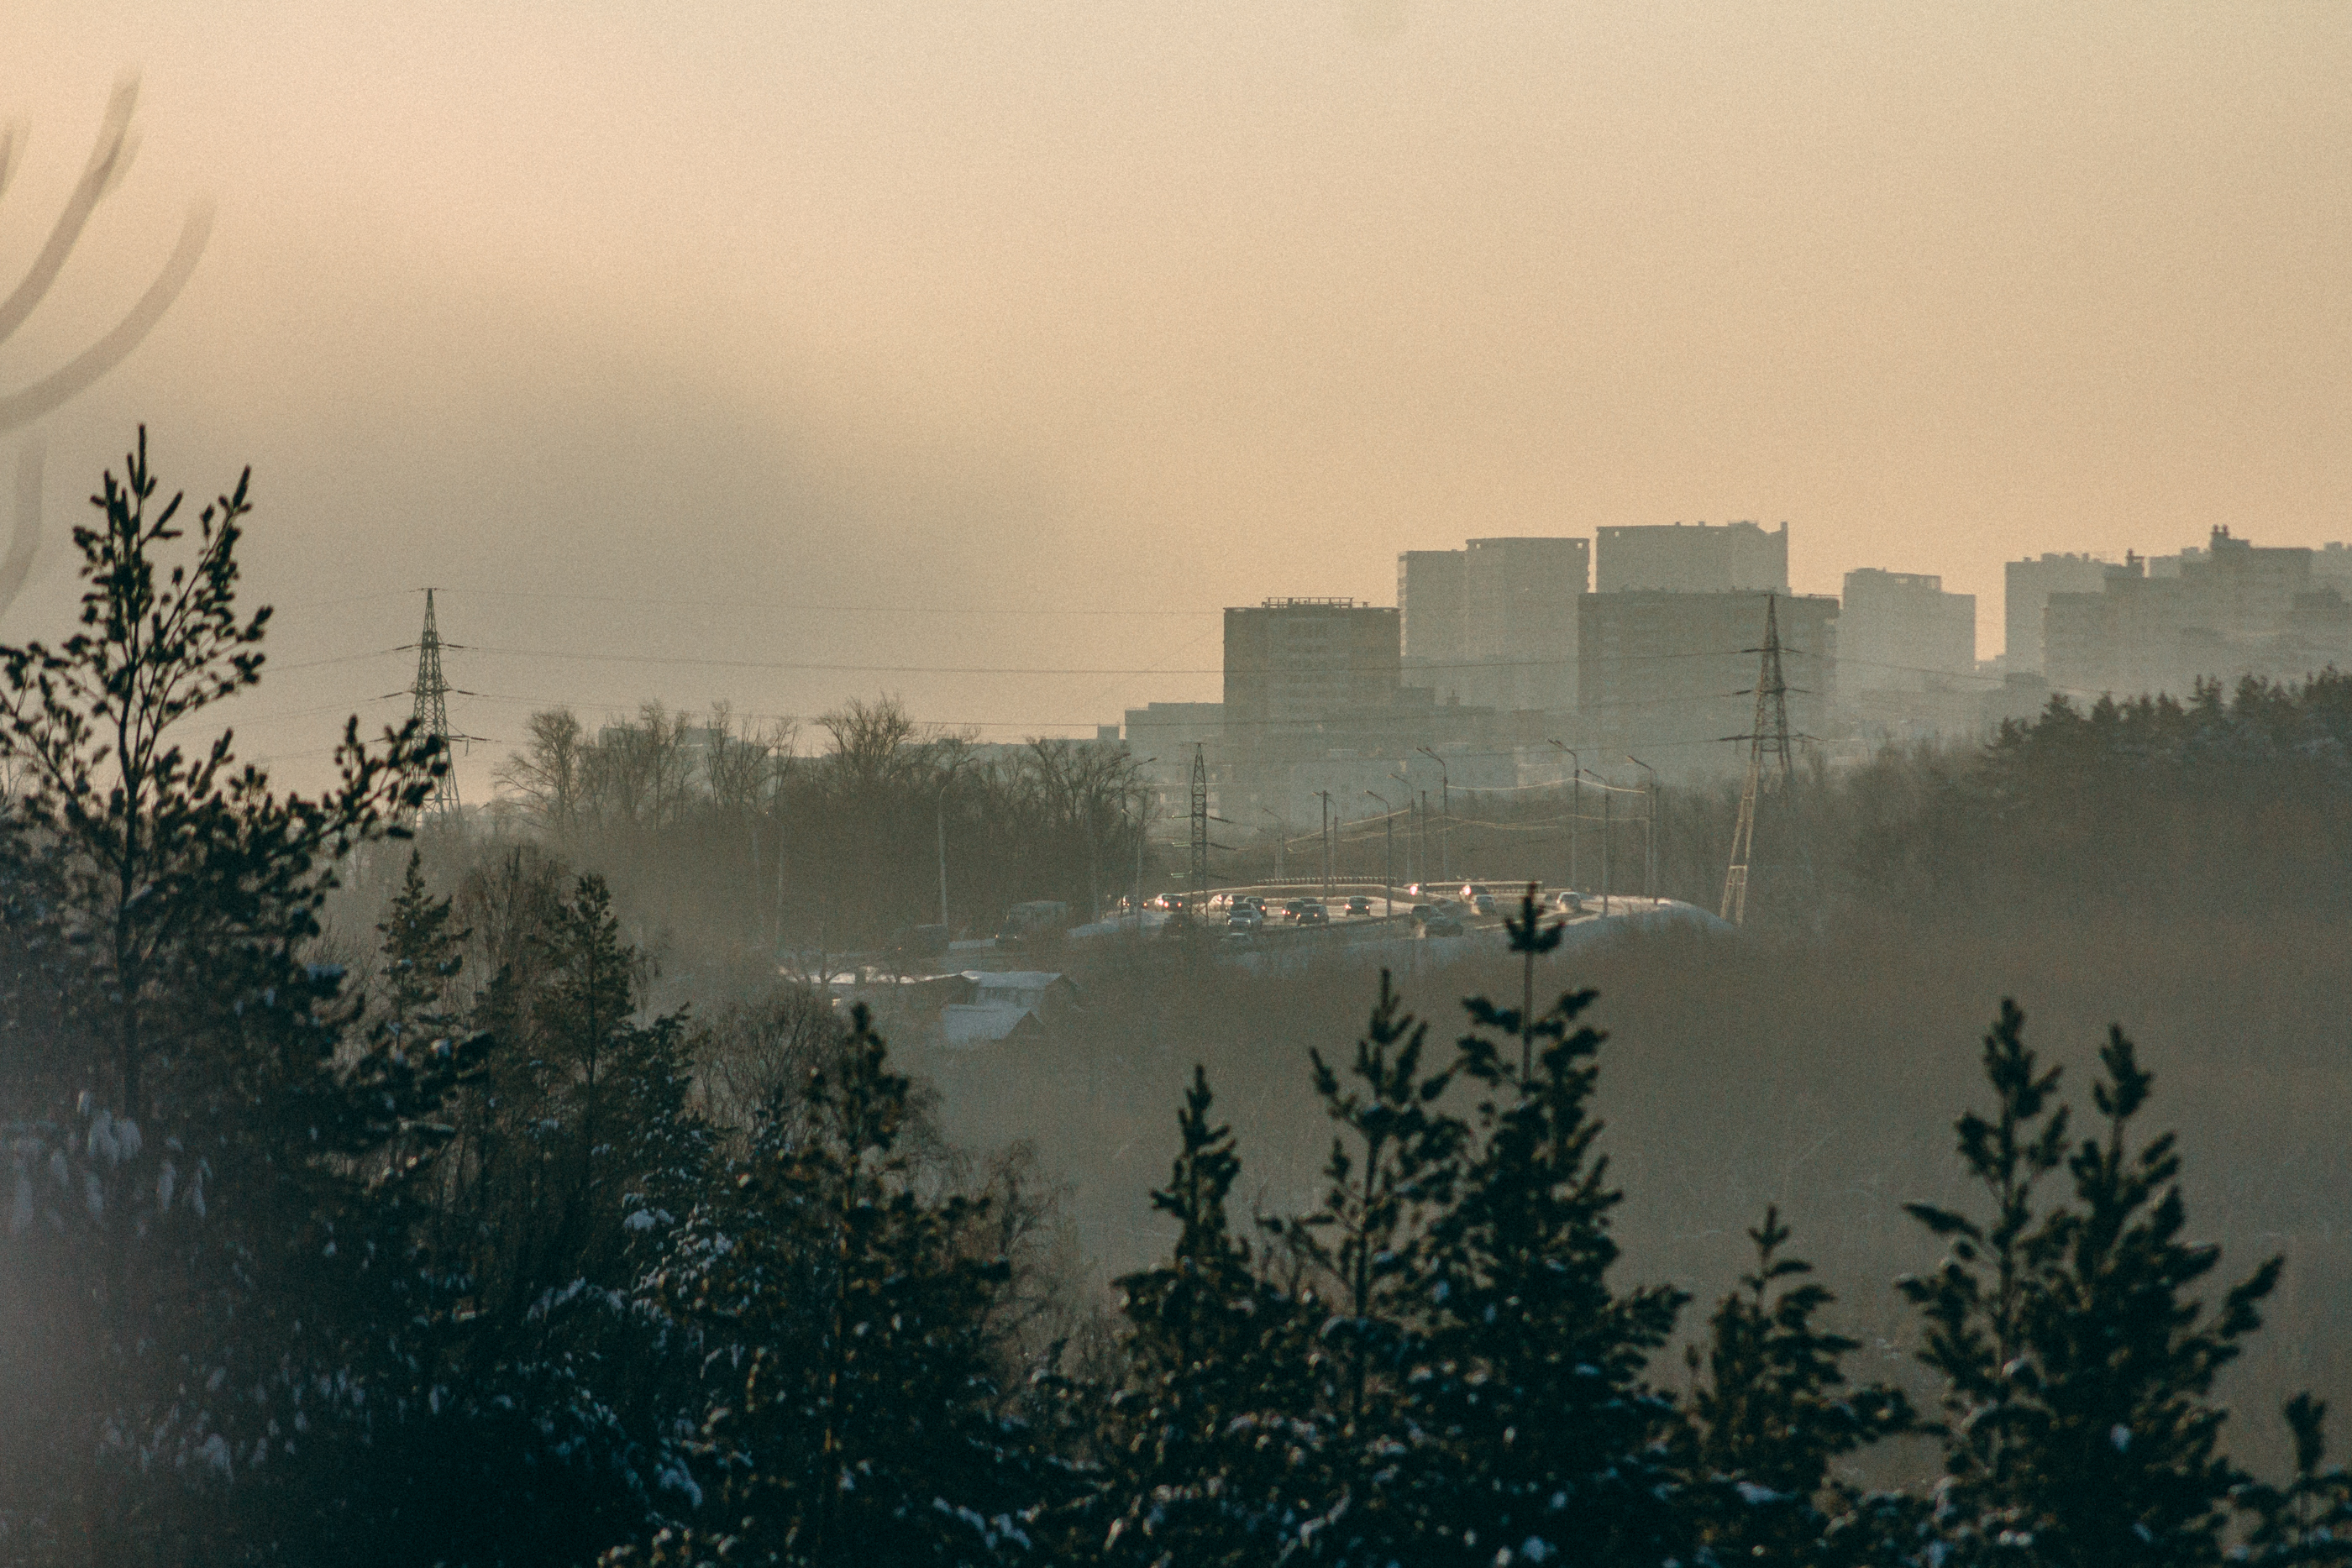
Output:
[[491, 689, 1151, 960], [3, 435, 2348, 1566]]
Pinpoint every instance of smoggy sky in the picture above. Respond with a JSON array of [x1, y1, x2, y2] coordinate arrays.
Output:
[[5, 2, 2349, 795]]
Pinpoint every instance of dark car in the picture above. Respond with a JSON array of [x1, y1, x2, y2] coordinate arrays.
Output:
[[1344, 895, 1373, 915], [1418, 914, 1465, 937], [1296, 904, 1330, 926]]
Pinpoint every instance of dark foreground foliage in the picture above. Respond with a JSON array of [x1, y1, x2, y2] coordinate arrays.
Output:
[[0, 434, 2345, 1568]]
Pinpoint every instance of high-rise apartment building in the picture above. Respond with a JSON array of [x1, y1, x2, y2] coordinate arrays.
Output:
[[1593, 521, 1788, 595], [1578, 590, 1837, 764], [1222, 598, 1401, 740], [2041, 529, 2348, 697], [1462, 536, 1586, 712], [1399, 537, 1587, 712], [2003, 553, 2110, 674], [1840, 569, 1975, 694], [1398, 548, 1469, 703]]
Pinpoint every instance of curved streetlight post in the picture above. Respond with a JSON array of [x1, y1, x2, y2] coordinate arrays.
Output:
[[1256, 805, 1287, 883], [1389, 771, 1415, 888], [1365, 789, 1395, 915], [1126, 758, 1158, 925], [1625, 753, 1657, 899], [1582, 768, 1612, 916], [1415, 746, 1452, 883], [1548, 740, 1578, 892]]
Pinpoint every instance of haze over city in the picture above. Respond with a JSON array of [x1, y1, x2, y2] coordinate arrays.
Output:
[[7, 9, 2352, 1566], [7, 2, 2350, 797]]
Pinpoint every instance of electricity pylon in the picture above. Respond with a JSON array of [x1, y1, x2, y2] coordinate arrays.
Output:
[[1189, 742, 1210, 905], [1720, 593, 1797, 925], [407, 588, 463, 816]]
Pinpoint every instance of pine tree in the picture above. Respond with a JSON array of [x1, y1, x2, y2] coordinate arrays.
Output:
[[0, 429, 468, 1561], [653, 1005, 1049, 1565], [376, 847, 465, 1047], [1902, 1002, 2281, 1568], [1677, 1208, 1912, 1568], [2236, 1397, 2352, 1567], [1399, 895, 1687, 1568], [1096, 1067, 1320, 1566], [1269, 972, 1463, 1564]]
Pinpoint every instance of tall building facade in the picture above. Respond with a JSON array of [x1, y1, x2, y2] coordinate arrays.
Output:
[[2041, 529, 2350, 697], [1222, 599, 1402, 740], [1398, 548, 1469, 703], [1840, 569, 1975, 693], [1578, 591, 1838, 768], [1462, 536, 1586, 713], [1594, 521, 1788, 595], [1399, 537, 1586, 712], [2003, 553, 2110, 674]]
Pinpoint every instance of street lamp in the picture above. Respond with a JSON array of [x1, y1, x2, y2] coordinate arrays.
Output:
[[1128, 758, 1158, 925], [1389, 770, 1414, 887], [1548, 740, 1578, 893], [1366, 789, 1395, 915], [1316, 790, 1336, 896], [1256, 805, 1286, 883], [1625, 753, 1656, 899], [1415, 746, 1452, 882], [1582, 768, 1612, 916]]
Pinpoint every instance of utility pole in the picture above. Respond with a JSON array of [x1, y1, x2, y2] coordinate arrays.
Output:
[[1389, 771, 1413, 889], [1367, 790, 1394, 915], [407, 588, 464, 817], [1416, 747, 1451, 884], [1549, 740, 1578, 892], [1419, 790, 1431, 885], [1257, 806, 1286, 882], [1599, 773, 1611, 916], [1627, 753, 1656, 899], [1720, 594, 1797, 926], [1189, 742, 1210, 909], [1316, 790, 1336, 896], [1128, 759, 1156, 926]]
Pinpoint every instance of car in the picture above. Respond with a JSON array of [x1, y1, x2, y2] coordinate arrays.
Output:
[[1227, 907, 1264, 932], [1283, 899, 1315, 920], [1418, 914, 1465, 937], [1458, 883, 1493, 902], [1345, 895, 1372, 916], [1553, 890, 1586, 914], [1409, 902, 1438, 921], [1296, 904, 1330, 926], [1472, 893, 1499, 916]]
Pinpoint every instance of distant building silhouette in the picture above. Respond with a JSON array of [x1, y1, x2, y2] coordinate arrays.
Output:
[[1840, 569, 1975, 695], [2003, 553, 2111, 675], [1594, 520, 1788, 595], [2043, 528, 2352, 698], [1578, 590, 1837, 761]]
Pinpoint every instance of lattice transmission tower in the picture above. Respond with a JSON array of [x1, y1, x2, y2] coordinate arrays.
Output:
[[1719, 593, 1798, 925], [1189, 742, 1210, 905], [407, 588, 465, 816]]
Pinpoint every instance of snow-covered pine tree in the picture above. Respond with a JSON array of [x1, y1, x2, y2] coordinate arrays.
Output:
[[1095, 1066, 1321, 1566], [650, 1004, 1052, 1566], [1902, 1002, 2281, 1568], [1265, 972, 1464, 1564], [1399, 899, 1687, 1568], [0, 429, 466, 1560], [1676, 1207, 1913, 1568]]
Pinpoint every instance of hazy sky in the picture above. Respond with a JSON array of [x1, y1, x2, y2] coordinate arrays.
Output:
[[6, 2, 2349, 795]]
